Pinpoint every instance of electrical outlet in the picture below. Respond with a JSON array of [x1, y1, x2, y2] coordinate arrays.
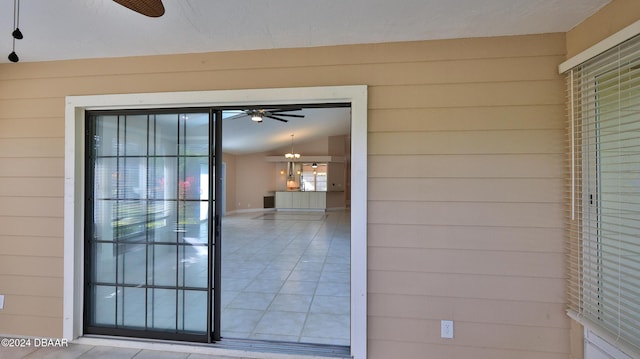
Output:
[[441, 320, 453, 339], [0, 295, 4, 309]]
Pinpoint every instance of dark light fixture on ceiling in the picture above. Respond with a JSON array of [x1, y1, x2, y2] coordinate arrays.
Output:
[[311, 162, 318, 169], [8, 0, 22, 63]]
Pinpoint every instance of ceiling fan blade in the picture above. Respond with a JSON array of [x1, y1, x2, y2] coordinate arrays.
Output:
[[265, 115, 289, 123], [270, 108, 302, 112], [225, 113, 248, 120], [113, 0, 165, 17], [269, 113, 305, 118]]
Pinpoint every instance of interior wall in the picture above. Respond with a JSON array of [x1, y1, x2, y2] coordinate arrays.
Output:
[[227, 135, 349, 212], [222, 152, 237, 213], [328, 135, 348, 205], [0, 33, 569, 358], [234, 153, 276, 211], [564, 1, 640, 358], [268, 136, 330, 156]]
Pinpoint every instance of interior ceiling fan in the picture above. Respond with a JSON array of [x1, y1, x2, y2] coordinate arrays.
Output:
[[227, 108, 305, 123], [113, 0, 165, 17]]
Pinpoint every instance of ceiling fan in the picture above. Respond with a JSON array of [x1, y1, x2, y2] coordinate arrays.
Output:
[[226, 108, 305, 123], [113, 0, 165, 17]]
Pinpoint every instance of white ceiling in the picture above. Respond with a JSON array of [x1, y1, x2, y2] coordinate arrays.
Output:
[[1, 0, 609, 64], [1, 0, 610, 154]]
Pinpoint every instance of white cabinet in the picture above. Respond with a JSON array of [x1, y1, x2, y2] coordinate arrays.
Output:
[[292, 192, 310, 208], [309, 192, 326, 209], [275, 191, 293, 208], [275, 191, 326, 210]]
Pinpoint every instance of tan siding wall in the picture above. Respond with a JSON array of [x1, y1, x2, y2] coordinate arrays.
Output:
[[0, 33, 568, 357], [566, 0, 640, 59]]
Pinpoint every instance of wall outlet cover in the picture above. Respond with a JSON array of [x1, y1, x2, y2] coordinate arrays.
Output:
[[441, 320, 454, 339], [0, 295, 4, 309]]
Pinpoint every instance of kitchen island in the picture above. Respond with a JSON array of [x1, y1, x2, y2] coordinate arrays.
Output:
[[274, 191, 327, 210]]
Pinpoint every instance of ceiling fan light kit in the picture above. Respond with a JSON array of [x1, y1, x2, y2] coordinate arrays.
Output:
[[250, 112, 264, 122]]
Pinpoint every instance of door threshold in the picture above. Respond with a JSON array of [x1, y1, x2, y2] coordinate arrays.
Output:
[[217, 338, 350, 358], [76, 335, 351, 359]]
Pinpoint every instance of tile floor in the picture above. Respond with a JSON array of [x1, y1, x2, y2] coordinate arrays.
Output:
[[221, 210, 351, 345], [0, 210, 351, 359]]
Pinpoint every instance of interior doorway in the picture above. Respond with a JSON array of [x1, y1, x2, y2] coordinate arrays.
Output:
[[219, 105, 352, 346], [65, 86, 368, 359], [82, 104, 351, 350]]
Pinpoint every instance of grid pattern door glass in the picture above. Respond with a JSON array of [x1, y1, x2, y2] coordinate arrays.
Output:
[[86, 112, 212, 340]]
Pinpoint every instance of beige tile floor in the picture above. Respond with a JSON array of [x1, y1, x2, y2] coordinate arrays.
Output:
[[221, 211, 350, 345], [1, 210, 350, 359]]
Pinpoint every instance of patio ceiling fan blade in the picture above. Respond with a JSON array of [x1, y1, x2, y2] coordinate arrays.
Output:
[[113, 0, 165, 17]]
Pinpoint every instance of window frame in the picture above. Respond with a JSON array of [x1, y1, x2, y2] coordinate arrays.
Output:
[[566, 34, 640, 358]]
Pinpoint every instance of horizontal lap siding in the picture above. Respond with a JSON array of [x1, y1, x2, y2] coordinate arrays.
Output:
[[369, 178, 562, 202], [0, 33, 567, 357], [370, 154, 563, 178], [369, 294, 568, 328], [369, 106, 565, 132], [365, 33, 568, 358], [369, 317, 569, 352], [369, 225, 564, 252]]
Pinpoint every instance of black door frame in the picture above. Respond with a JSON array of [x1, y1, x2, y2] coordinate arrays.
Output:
[[211, 108, 222, 342], [83, 107, 220, 342]]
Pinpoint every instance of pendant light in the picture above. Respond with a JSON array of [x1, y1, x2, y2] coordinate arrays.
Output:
[[284, 134, 301, 160]]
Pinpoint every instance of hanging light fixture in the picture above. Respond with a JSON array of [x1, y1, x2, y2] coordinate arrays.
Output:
[[8, 0, 23, 63], [311, 162, 318, 169], [284, 134, 301, 160]]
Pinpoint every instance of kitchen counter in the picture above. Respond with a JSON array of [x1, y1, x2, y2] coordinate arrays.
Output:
[[275, 191, 327, 210]]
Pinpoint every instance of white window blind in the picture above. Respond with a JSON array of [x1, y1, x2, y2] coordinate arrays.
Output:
[[567, 34, 640, 357]]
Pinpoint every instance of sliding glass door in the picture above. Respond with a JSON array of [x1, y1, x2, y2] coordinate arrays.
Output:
[[84, 110, 219, 341], [82, 104, 350, 351]]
